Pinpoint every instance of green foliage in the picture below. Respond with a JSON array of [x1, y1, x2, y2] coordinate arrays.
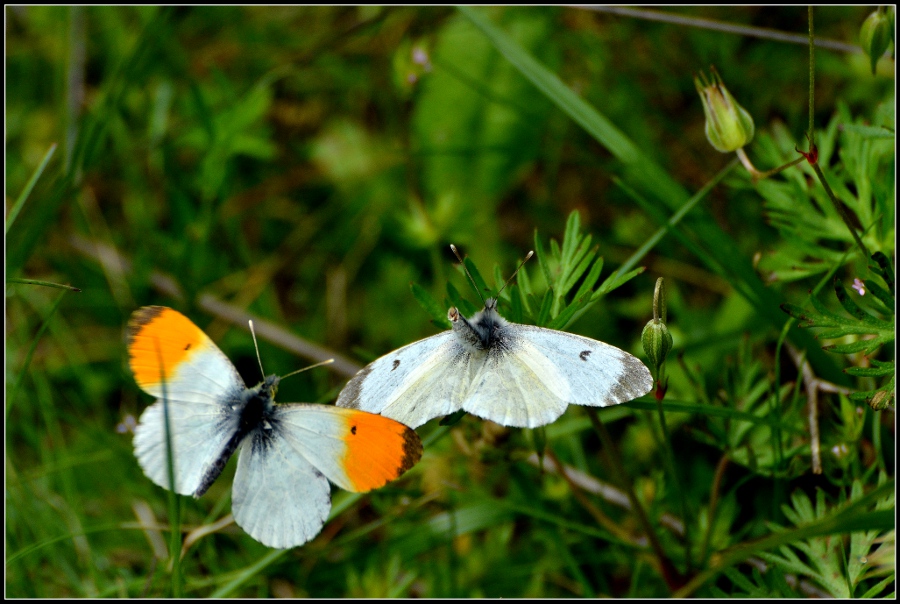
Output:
[[411, 10, 555, 247], [711, 566, 804, 598], [756, 476, 895, 597], [535, 211, 645, 330], [409, 211, 644, 333], [782, 253, 895, 409], [687, 337, 810, 477], [6, 6, 894, 599], [753, 104, 895, 283]]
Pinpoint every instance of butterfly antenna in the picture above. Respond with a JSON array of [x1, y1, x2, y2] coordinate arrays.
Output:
[[248, 319, 266, 379], [281, 358, 335, 381], [496, 250, 534, 299], [450, 244, 486, 305]]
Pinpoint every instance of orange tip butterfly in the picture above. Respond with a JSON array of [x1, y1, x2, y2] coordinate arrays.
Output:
[[336, 246, 653, 429], [127, 306, 422, 549]]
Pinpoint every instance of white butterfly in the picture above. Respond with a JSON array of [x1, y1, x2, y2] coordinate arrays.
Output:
[[337, 249, 653, 429], [128, 306, 422, 549]]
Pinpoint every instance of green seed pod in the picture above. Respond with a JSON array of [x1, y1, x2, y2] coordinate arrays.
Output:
[[860, 7, 894, 75], [694, 67, 755, 153], [642, 278, 673, 372], [642, 319, 673, 372]]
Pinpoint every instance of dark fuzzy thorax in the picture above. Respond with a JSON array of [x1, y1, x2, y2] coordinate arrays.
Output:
[[193, 374, 279, 497]]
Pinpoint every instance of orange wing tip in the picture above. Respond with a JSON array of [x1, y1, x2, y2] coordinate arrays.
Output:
[[127, 306, 208, 389], [341, 411, 423, 492]]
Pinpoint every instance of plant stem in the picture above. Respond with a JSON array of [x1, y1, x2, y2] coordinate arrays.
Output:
[[584, 6, 867, 52], [872, 407, 885, 475], [699, 455, 729, 564], [154, 340, 182, 597], [808, 6, 816, 148], [810, 161, 870, 259], [804, 8, 869, 260], [654, 397, 693, 571], [586, 408, 684, 591], [734, 147, 759, 175]]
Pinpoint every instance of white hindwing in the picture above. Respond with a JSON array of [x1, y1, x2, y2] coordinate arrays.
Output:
[[462, 336, 570, 428], [133, 344, 244, 496], [231, 420, 332, 549], [336, 332, 474, 428], [267, 404, 354, 492]]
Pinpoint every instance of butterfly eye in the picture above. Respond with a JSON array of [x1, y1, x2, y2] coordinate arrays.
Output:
[[448, 307, 460, 322]]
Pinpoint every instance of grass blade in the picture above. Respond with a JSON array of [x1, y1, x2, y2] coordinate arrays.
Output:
[[6, 143, 57, 235], [6, 291, 69, 421], [6, 278, 81, 292]]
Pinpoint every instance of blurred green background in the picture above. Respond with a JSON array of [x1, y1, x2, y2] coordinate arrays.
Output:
[[6, 6, 894, 598]]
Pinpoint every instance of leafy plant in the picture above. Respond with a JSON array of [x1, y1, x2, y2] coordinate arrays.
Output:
[[751, 104, 895, 284], [782, 252, 895, 410], [756, 476, 895, 597], [686, 336, 810, 478], [710, 565, 804, 598], [409, 210, 645, 333]]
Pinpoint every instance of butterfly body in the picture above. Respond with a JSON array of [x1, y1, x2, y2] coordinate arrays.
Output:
[[186, 374, 277, 499]]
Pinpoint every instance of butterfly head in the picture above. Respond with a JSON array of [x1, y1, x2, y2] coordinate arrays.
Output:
[[448, 298, 509, 352], [250, 374, 281, 403]]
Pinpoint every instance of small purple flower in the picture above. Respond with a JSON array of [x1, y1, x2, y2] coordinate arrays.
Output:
[[412, 46, 432, 72], [116, 414, 137, 434]]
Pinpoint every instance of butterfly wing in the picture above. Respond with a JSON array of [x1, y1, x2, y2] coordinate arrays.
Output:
[[336, 332, 479, 428], [461, 335, 571, 428], [128, 306, 244, 496], [461, 325, 652, 428], [271, 404, 423, 492], [231, 427, 332, 549], [231, 404, 422, 549], [518, 325, 653, 406]]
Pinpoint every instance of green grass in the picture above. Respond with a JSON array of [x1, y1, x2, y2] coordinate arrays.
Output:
[[6, 6, 894, 597]]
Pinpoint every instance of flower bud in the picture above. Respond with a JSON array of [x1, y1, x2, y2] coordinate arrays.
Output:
[[642, 318, 673, 372], [860, 7, 894, 74], [694, 67, 755, 153], [642, 278, 673, 373]]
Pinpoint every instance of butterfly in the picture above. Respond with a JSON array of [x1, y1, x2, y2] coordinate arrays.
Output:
[[336, 246, 653, 429], [127, 306, 422, 549]]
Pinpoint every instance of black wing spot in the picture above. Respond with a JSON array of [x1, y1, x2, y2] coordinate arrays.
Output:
[[351, 425, 357, 435], [184, 343, 192, 351], [580, 350, 591, 361], [392, 359, 401, 371]]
